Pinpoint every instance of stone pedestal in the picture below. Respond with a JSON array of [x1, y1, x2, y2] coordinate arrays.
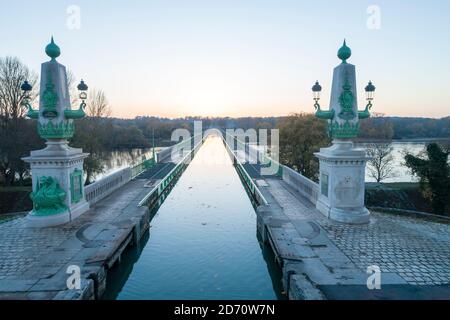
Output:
[[315, 140, 370, 224], [22, 141, 89, 227]]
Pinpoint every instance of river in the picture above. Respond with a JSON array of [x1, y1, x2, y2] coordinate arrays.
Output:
[[356, 141, 448, 183], [93, 148, 162, 181], [98, 140, 448, 183]]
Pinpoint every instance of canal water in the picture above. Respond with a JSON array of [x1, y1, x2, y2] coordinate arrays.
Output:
[[103, 136, 284, 300], [93, 147, 163, 181]]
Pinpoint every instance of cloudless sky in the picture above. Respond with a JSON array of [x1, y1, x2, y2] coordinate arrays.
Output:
[[1, 0, 449, 118]]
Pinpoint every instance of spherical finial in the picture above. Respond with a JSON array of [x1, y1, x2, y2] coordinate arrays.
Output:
[[45, 37, 61, 60], [337, 39, 351, 63]]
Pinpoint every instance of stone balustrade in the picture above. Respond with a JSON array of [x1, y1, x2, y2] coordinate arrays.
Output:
[[85, 167, 132, 205], [282, 165, 319, 205], [227, 132, 318, 205], [156, 147, 173, 163]]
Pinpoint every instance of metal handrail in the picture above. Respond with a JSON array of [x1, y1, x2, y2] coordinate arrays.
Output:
[[222, 133, 268, 206], [138, 138, 203, 207], [225, 132, 283, 177]]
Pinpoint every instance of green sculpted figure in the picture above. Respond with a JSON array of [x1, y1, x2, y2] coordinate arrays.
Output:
[[338, 79, 355, 121], [30, 176, 67, 216], [42, 72, 58, 118]]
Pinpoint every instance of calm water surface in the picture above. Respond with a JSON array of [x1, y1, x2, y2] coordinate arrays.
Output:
[[94, 148, 162, 181], [103, 141, 447, 184], [103, 136, 283, 300], [356, 141, 438, 183]]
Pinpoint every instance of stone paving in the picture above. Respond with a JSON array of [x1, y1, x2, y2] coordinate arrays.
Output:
[[265, 178, 450, 286], [0, 178, 152, 299], [0, 159, 178, 299]]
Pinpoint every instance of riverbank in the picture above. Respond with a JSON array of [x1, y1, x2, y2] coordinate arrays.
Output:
[[365, 182, 449, 216], [0, 186, 32, 215]]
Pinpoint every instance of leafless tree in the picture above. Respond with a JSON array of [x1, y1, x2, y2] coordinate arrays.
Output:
[[87, 89, 111, 118], [66, 69, 79, 106], [0, 56, 37, 123], [366, 142, 396, 183], [0, 57, 40, 186]]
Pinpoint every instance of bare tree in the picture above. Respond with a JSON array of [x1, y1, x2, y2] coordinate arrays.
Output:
[[0, 56, 37, 122], [87, 89, 111, 118], [66, 69, 79, 106], [0, 57, 40, 186], [366, 142, 396, 183]]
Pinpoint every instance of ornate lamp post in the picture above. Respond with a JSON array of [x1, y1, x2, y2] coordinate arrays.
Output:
[[312, 40, 376, 224], [21, 38, 90, 227]]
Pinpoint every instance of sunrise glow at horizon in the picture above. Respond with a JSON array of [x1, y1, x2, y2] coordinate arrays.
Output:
[[1, 0, 449, 119]]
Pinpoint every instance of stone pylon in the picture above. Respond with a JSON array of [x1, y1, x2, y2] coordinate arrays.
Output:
[[22, 38, 90, 227], [313, 41, 375, 224]]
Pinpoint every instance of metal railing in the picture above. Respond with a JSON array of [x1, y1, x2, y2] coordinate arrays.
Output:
[[156, 133, 204, 163], [222, 133, 268, 206], [131, 158, 156, 179], [224, 131, 318, 206], [225, 132, 283, 177], [138, 137, 204, 207]]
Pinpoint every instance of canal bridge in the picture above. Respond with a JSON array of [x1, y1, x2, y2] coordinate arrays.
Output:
[[1, 130, 449, 300], [1, 39, 450, 300]]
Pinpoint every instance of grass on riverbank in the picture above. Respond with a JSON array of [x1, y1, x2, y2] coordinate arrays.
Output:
[[0, 186, 31, 192], [0, 186, 32, 215], [366, 182, 449, 217]]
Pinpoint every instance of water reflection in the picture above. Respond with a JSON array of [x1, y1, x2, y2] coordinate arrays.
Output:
[[93, 148, 163, 181], [356, 142, 441, 183], [102, 231, 151, 300], [103, 137, 284, 300]]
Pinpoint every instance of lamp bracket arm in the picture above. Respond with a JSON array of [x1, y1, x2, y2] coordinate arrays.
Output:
[[357, 100, 373, 120], [314, 102, 335, 120], [64, 100, 87, 120], [23, 100, 39, 119]]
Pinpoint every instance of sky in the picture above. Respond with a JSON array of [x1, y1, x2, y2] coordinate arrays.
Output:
[[1, 0, 449, 119]]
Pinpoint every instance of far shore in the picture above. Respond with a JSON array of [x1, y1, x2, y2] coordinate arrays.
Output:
[[356, 137, 450, 143]]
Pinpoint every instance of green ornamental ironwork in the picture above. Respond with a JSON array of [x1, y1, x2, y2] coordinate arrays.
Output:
[[30, 176, 68, 216], [42, 72, 58, 118], [338, 79, 355, 121], [331, 121, 360, 139], [358, 81, 376, 120], [22, 37, 89, 140], [70, 169, 83, 204], [38, 121, 75, 139], [22, 81, 39, 119], [45, 37, 61, 61], [311, 40, 376, 140]]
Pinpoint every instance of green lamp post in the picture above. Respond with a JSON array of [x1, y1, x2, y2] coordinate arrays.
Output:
[[313, 40, 376, 225], [22, 38, 88, 139], [312, 40, 376, 139], [21, 38, 90, 227]]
